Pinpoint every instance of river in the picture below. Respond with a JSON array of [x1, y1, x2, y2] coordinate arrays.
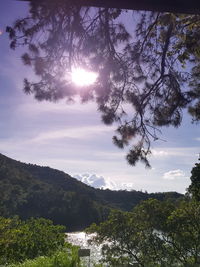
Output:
[[66, 232, 104, 266]]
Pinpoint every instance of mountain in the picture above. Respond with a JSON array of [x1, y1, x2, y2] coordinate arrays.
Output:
[[0, 153, 183, 231]]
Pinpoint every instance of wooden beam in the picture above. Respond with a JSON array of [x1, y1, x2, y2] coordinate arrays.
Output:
[[18, 0, 200, 14]]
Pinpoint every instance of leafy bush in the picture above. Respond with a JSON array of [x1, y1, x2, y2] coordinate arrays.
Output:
[[0, 216, 65, 265], [8, 245, 83, 267]]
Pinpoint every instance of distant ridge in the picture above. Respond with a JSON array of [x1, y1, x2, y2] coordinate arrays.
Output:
[[0, 153, 183, 230]]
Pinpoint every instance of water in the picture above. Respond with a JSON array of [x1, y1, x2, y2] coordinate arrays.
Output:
[[66, 232, 104, 266]]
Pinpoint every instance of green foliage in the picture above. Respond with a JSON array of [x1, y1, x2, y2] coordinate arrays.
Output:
[[188, 159, 200, 200], [9, 245, 84, 267], [167, 200, 200, 264], [0, 153, 182, 231], [88, 199, 200, 266], [7, 4, 200, 166], [0, 216, 65, 265]]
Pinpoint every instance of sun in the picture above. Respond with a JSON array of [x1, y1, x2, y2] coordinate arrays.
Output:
[[71, 68, 98, 86]]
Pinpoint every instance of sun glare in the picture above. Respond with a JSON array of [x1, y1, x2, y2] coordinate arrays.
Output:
[[71, 68, 98, 86]]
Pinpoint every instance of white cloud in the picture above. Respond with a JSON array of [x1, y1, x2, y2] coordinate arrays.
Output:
[[151, 148, 195, 158], [30, 125, 114, 143], [74, 173, 107, 188], [150, 147, 198, 167], [163, 169, 187, 180], [151, 150, 169, 157], [17, 97, 97, 115], [73, 173, 134, 191], [119, 183, 135, 191]]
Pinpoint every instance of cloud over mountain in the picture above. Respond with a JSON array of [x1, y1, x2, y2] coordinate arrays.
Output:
[[73, 173, 134, 191]]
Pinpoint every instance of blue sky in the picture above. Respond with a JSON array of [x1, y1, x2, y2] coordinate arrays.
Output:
[[0, 0, 199, 193]]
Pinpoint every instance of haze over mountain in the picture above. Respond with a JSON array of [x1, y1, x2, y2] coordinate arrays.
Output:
[[0, 153, 183, 230]]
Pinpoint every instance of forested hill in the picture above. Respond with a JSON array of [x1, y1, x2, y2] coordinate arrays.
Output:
[[0, 153, 183, 231]]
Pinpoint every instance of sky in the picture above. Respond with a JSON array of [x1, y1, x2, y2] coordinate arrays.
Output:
[[0, 0, 199, 193]]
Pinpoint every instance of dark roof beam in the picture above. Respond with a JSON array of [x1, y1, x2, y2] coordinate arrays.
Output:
[[18, 0, 200, 14]]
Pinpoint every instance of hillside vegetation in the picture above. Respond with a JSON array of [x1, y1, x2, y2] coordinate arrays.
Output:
[[0, 153, 182, 230]]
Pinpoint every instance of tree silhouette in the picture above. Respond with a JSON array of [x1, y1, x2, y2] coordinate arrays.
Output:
[[7, 0, 200, 166], [188, 158, 200, 200]]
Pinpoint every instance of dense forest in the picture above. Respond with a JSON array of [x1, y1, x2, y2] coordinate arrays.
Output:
[[87, 161, 200, 266], [1, 158, 199, 266], [0, 153, 182, 231]]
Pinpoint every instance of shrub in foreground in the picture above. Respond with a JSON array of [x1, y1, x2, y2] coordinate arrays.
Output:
[[9, 245, 83, 267], [0, 216, 65, 264]]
